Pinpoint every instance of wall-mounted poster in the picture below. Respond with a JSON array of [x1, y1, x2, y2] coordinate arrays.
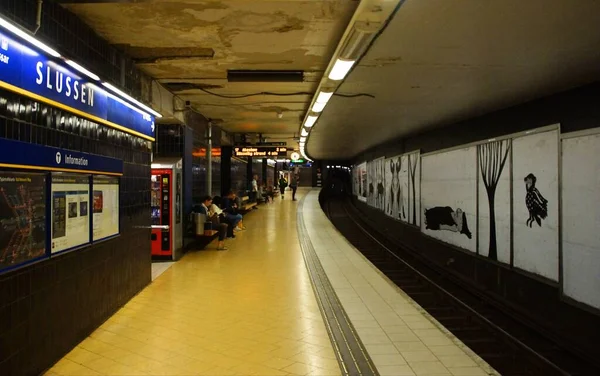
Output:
[[92, 176, 119, 241], [352, 167, 359, 196], [385, 155, 403, 219], [367, 160, 375, 206], [0, 172, 46, 271], [561, 131, 600, 310], [477, 139, 511, 264], [371, 158, 385, 211], [512, 129, 559, 281], [51, 174, 90, 254], [357, 162, 367, 202], [421, 146, 477, 252], [406, 151, 420, 226]]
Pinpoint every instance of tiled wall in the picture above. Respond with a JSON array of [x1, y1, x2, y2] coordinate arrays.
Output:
[[0, 87, 152, 375], [0, 3, 152, 374]]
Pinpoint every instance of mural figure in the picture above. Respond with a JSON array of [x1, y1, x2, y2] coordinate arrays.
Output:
[[376, 167, 385, 210], [524, 173, 548, 227], [424, 206, 472, 239], [478, 140, 510, 260], [408, 153, 418, 225], [388, 158, 404, 219]]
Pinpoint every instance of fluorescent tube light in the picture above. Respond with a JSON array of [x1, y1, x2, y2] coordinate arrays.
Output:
[[102, 82, 162, 118], [301, 128, 308, 137], [66, 60, 100, 81], [0, 17, 61, 58], [304, 115, 318, 128], [312, 101, 326, 113], [300, 136, 306, 142], [316, 91, 333, 104], [328, 59, 355, 81]]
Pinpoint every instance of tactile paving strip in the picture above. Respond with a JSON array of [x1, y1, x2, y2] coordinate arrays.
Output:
[[297, 196, 379, 376]]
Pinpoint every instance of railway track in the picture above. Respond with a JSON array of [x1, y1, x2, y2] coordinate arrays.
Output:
[[322, 196, 600, 376]]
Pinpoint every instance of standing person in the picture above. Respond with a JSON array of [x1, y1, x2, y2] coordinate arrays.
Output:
[[278, 175, 288, 199], [290, 174, 299, 201], [251, 174, 258, 202]]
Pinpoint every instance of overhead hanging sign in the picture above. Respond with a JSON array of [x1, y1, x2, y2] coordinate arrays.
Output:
[[0, 30, 155, 140], [234, 146, 287, 158], [0, 138, 123, 175]]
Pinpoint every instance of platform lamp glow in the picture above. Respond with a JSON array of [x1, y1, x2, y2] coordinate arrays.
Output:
[[312, 91, 334, 113], [300, 128, 309, 137], [304, 115, 318, 128]]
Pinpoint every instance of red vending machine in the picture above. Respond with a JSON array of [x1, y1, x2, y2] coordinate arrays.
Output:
[[151, 158, 183, 259]]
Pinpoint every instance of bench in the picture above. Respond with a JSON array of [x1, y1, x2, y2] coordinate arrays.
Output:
[[239, 195, 257, 212], [184, 214, 220, 250]]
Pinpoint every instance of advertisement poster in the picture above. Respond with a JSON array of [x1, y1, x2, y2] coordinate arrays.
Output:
[[0, 172, 46, 270], [93, 176, 119, 241], [357, 162, 367, 202], [51, 174, 90, 254]]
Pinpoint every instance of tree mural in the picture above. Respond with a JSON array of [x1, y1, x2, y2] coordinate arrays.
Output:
[[478, 140, 510, 260], [408, 153, 418, 225]]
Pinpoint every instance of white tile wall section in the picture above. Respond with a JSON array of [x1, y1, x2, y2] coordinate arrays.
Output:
[[302, 191, 498, 376]]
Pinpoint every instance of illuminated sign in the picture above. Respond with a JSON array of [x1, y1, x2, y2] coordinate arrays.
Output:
[[192, 147, 221, 158], [0, 30, 155, 140], [234, 147, 287, 158]]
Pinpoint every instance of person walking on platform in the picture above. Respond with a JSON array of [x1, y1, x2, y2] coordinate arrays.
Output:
[[278, 175, 288, 199], [290, 174, 299, 201], [251, 174, 258, 203]]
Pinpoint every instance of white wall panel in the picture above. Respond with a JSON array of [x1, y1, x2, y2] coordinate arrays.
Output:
[[512, 130, 559, 281], [357, 162, 367, 202], [407, 151, 421, 227], [477, 140, 512, 263], [421, 146, 477, 252], [562, 132, 600, 309]]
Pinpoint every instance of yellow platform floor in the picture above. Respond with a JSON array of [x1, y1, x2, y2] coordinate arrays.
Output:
[[46, 189, 341, 376]]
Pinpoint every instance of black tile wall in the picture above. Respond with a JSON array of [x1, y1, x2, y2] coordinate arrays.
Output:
[[231, 158, 247, 195], [0, 85, 152, 375]]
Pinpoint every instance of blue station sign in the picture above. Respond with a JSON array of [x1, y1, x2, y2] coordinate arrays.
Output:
[[0, 138, 124, 176], [0, 30, 155, 141]]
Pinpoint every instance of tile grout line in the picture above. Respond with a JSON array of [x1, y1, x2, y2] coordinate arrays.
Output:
[[297, 192, 379, 376]]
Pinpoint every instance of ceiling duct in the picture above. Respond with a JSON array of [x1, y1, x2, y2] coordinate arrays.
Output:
[[227, 70, 304, 83]]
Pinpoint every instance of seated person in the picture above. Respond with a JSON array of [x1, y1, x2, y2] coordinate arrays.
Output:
[[199, 196, 228, 250], [222, 190, 244, 232]]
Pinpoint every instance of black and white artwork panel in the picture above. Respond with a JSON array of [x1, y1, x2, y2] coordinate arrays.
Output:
[[407, 151, 421, 226], [367, 160, 375, 207], [561, 132, 600, 310], [512, 129, 559, 281], [421, 146, 477, 252], [358, 162, 367, 202], [477, 139, 511, 263], [374, 157, 386, 211]]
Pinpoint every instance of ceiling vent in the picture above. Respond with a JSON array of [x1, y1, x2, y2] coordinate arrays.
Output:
[[227, 70, 304, 83]]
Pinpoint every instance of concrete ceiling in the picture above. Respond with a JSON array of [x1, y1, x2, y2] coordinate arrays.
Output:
[[61, 0, 358, 136], [308, 0, 600, 160]]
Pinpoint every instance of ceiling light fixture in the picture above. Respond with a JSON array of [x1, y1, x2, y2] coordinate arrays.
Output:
[[102, 82, 163, 118], [300, 136, 306, 142], [304, 115, 318, 128], [312, 91, 333, 113], [300, 128, 309, 137], [328, 59, 355, 81], [66, 60, 100, 81], [0, 16, 61, 57]]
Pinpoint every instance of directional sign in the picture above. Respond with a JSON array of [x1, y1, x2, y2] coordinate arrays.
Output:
[[234, 146, 287, 158]]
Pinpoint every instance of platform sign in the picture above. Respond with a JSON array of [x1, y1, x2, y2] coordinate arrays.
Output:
[[0, 29, 155, 140], [234, 146, 287, 158]]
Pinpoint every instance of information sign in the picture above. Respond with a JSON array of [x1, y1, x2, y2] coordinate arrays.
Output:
[[51, 174, 90, 254], [234, 146, 287, 158], [92, 176, 119, 241], [0, 172, 46, 271]]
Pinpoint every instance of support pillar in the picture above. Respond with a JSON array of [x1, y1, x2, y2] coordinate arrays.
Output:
[[262, 158, 267, 186], [221, 146, 232, 196]]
